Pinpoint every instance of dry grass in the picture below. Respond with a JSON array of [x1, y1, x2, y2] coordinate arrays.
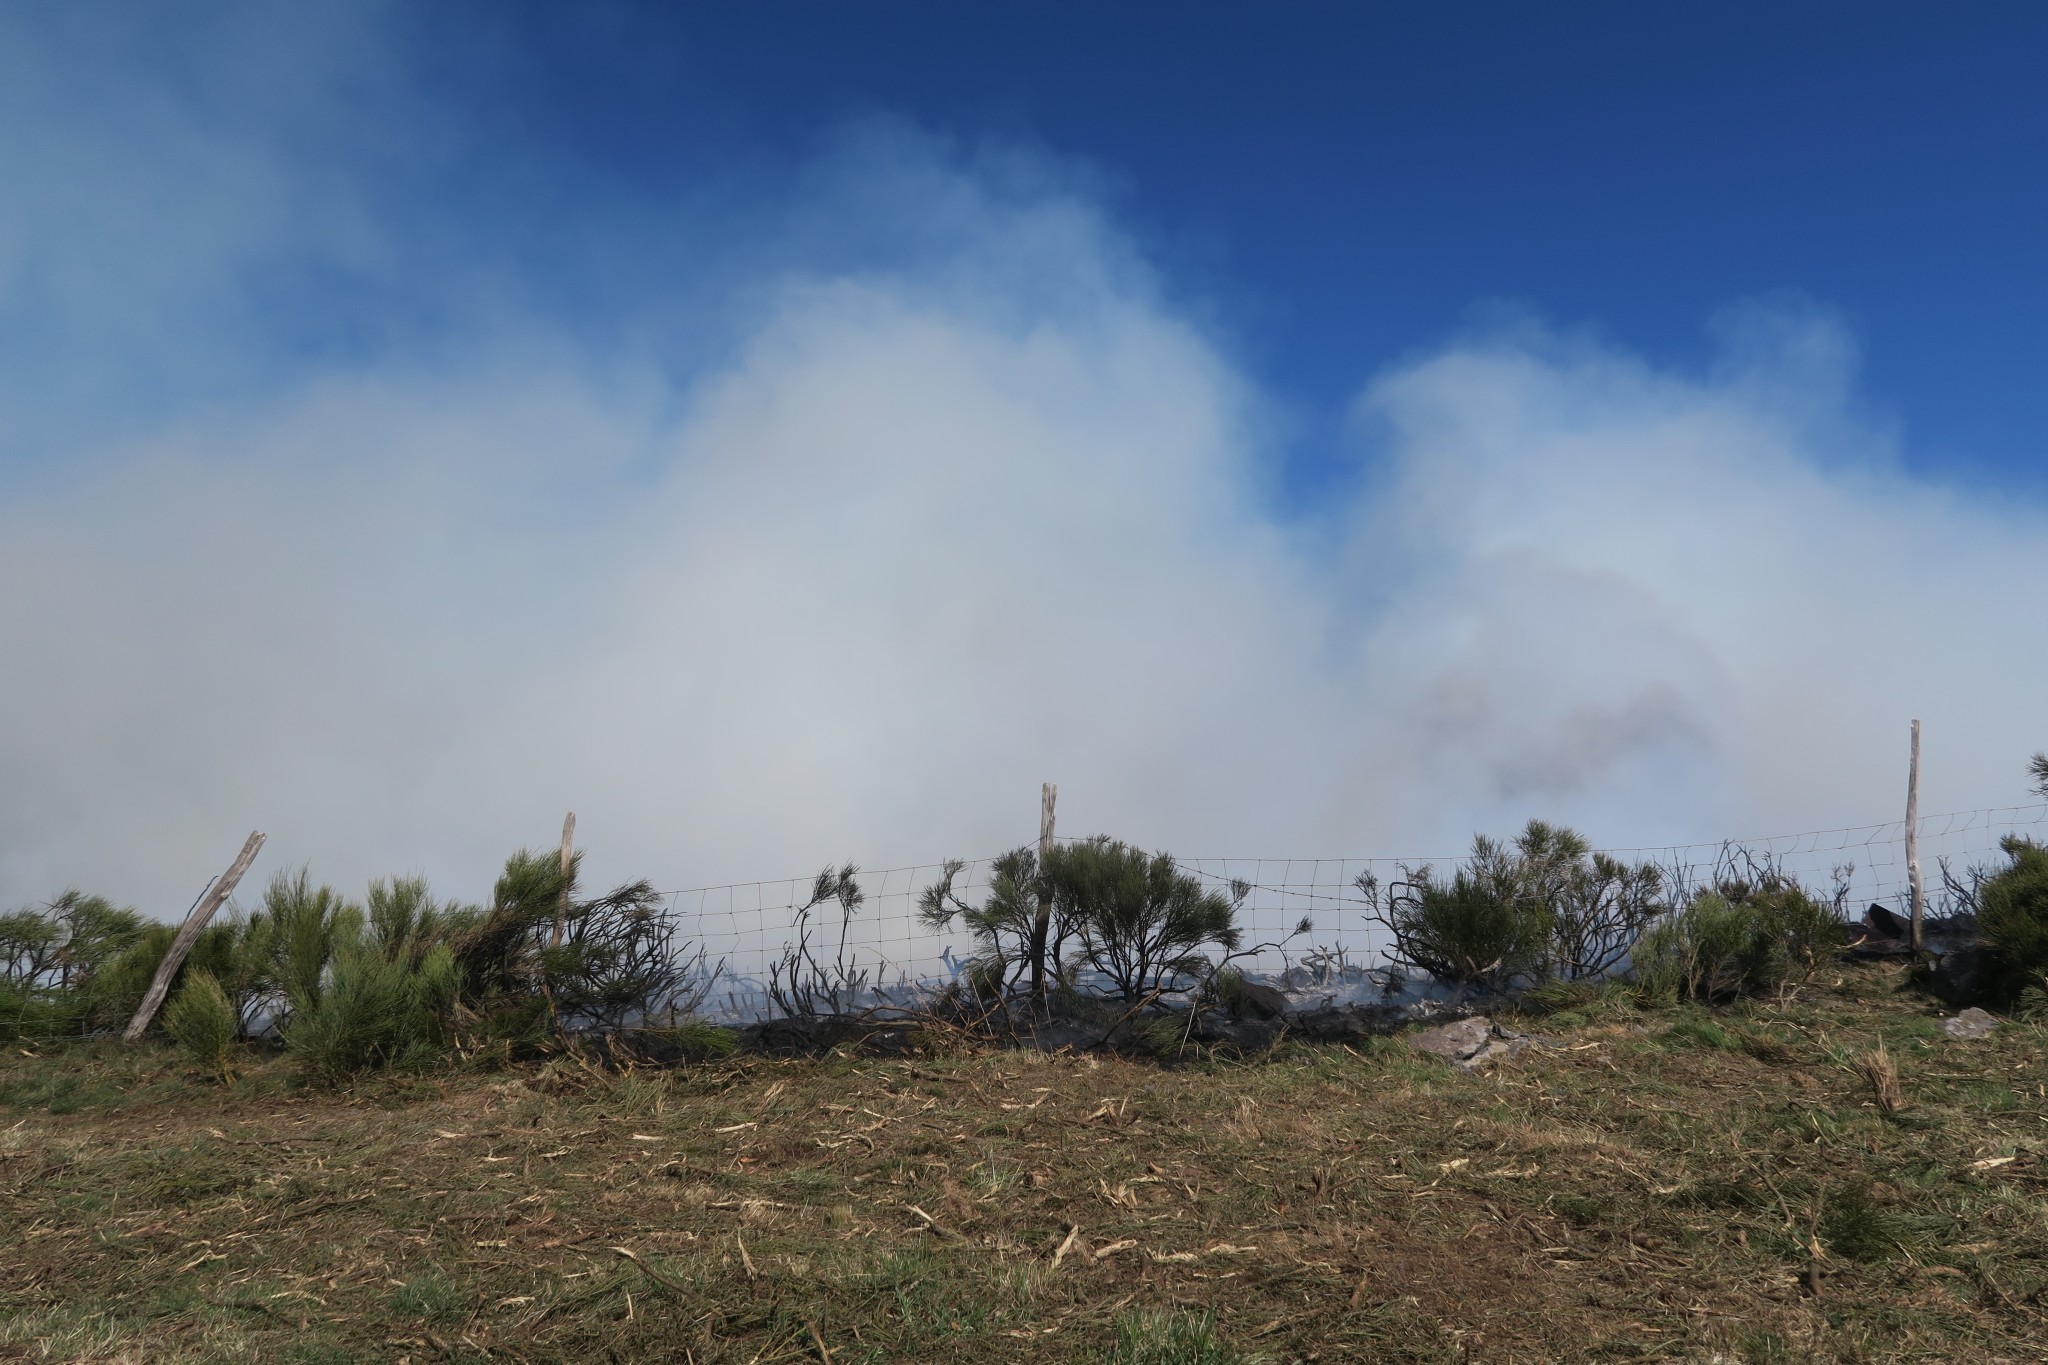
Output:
[[1859, 1042, 1908, 1117], [1, 962, 2044, 1363]]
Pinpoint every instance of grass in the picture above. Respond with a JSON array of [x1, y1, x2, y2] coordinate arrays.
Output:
[[1, 963, 2044, 1362]]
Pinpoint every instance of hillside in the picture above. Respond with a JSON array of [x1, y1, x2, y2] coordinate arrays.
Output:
[[3, 962, 2043, 1363]]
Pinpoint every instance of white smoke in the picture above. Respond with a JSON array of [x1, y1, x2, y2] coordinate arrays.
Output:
[[2, 18, 2043, 917]]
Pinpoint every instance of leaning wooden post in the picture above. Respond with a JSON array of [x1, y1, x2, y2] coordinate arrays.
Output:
[[123, 831, 266, 1042], [1030, 783, 1057, 1002], [551, 811, 576, 949], [1906, 720, 1925, 954]]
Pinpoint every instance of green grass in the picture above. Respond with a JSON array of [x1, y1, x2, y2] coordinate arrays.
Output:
[[0, 962, 2043, 1361]]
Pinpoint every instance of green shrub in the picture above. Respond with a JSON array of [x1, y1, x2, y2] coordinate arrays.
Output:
[[1384, 866, 1543, 993], [919, 846, 1074, 999], [1042, 837, 1242, 1002], [263, 870, 358, 1027], [84, 924, 177, 1033], [163, 970, 238, 1080], [1976, 836, 2048, 1004], [0, 892, 148, 1040], [1632, 884, 1843, 1003], [286, 942, 462, 1085], [1369, 822, 1662, 993]]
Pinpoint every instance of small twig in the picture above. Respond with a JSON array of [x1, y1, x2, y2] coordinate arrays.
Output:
[[1051, 1223, 1083, 1267], [806, 1321, 836, 1363], [903, 1204, 963, 1241], [610, 1246, 689, 1296], [735, 1230, 758, 1281]]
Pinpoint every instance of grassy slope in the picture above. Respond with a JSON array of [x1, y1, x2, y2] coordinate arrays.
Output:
[[1, 964, 2044, 1364]]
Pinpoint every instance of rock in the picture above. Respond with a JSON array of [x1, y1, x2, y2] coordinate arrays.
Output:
[[1941, 1006, 1999, 1041], [1927, 946, 2000, 1006], [1227, 979, 1292, 1021], [1290, 1002, 1409, 1043], [1408, 1015, 1493, 1062], [1849, 903, 1917, 956], [1459, 1040, 1513, 1069]]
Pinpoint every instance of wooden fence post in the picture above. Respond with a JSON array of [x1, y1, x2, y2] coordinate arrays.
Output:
[[123, 831, 267, 1042], [552, 811, 576, 948], [1031, 783, 1057, 1001], [1906, 720, 1925, 954]]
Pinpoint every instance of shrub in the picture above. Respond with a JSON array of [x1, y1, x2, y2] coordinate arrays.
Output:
[[0, 892, 147, 1040], [1042, 837, 1243, 1002], [1379, 865, 1543, 994], [85, 924, 177, 1031], [1515, 823, 1664, 981], [447, 848, 712, 1038], [1632, 883, 1842, 1003], [1975, 835, 2048, 1005], [1367, 822, 1663, 993], [164, 970, 238, 1081], [263, 869, 359, 1028], [918, 847, 1076, 1001], [286, 942, 462, 1085]]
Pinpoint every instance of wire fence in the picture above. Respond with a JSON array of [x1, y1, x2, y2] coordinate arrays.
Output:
[[8, 801, 2045, 1037], [665, 802, 2048, 1017]]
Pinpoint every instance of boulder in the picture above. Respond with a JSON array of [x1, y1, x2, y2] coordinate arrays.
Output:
[[1408, 1016, 1493, 1062], [1927, 946, 2000, 1006], [1406, 1016, 1566, 1071], [1941, 1006, 1999, 1041], [1227, 979, 1292, 1021]]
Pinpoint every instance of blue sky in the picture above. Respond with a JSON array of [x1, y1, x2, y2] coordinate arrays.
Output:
[[2, 3, 2045, 907], [460, 2, 2045, 487], [11, 4, 2044, 487]]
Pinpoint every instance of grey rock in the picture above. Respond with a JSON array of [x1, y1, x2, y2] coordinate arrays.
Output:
[[1457, 1040, 1513, 1071], [1408, 1015, 1493, 1062], [1941, 1006, 1999, 1041]]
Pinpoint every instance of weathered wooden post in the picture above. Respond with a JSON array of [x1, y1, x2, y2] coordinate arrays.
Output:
[[123, 831, 267, 1042], [1906, 721, 1925, 954], [1031, 783, 1057, 1001], [552, 811, 576, 948]]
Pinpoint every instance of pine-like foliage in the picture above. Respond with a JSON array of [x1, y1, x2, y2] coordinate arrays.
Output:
[[1977, 836, 2048, 1004], [0, 892, 147, 1040], [164, 969, 238, 1081], [919, 847, 1071, 1000], [1043, 837, 1243, 1002], [1632, 879, 1842, 1003], [1368, 821, 1663, 992], [286, 942, 462, 1084]]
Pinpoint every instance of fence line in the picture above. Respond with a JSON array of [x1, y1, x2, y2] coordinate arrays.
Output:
[[9, 803, 2043, 1036], [653, 802, 2048, 1015]]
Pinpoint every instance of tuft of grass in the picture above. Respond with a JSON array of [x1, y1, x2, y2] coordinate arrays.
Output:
[[388, 1268, 463, 1321], [1859, 1041, 1908, 1115], [1659, 1017, 1742, 1050], [1820, 1182, 1917, 1263], [1106, 1308, 1261, 1365]]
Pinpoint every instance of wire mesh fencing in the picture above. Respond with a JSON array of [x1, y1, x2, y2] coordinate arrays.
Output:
[[661, 802, 2048, 1020]]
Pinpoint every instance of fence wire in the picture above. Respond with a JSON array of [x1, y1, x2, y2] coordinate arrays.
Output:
[[663, 802, 2048, 1015], [11, 803, 2044, 1037]]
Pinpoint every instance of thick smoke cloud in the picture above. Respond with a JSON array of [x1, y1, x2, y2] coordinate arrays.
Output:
[[2, 15, 2043, 916]]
